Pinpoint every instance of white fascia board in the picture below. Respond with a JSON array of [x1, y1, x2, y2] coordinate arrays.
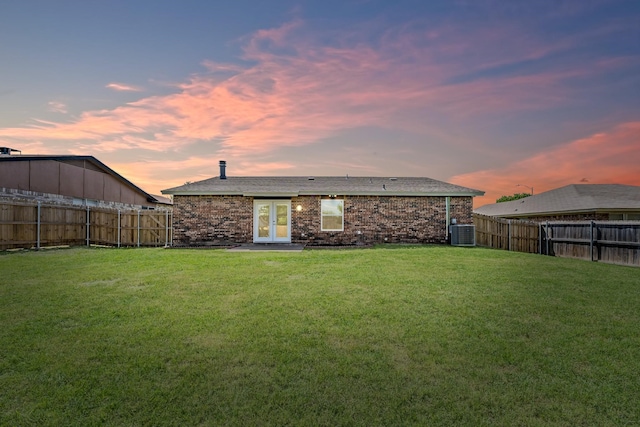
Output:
[[298, 191, 483, 197], [497, 207, 640, 219], [162, 191, 245, 196], [163, 191, 299, 197], [499, 208, 597, 218], [165, 190, 482, 197]]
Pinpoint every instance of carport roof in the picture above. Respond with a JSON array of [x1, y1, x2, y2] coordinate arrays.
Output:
[[0, 154, 165, 204]]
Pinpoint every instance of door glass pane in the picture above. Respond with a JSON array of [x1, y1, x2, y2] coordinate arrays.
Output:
[[275, 204, 288, 238], [258, 204, 270, 238]]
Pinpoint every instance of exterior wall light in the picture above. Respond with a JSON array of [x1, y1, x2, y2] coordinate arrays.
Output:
[[296, 205, 303, 211]]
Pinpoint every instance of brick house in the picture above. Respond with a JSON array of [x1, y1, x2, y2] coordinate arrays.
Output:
[[162, 161, 483, 246], [474, 184, 640, 222]]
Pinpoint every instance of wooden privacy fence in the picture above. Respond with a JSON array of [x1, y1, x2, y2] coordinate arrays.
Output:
[[544, 221, 640, 266], [0, 201, 172, 250], [474, 214, 640, 267], [474, 214, 540, 253]]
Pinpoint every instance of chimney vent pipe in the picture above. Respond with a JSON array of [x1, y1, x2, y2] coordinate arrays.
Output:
[[219, 160, 227, 179]]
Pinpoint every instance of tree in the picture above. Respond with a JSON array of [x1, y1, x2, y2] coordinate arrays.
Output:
[[496, 193, 532, 203]]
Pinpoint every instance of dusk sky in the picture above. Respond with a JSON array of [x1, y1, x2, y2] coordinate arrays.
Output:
[[1, 0, 639, 206]]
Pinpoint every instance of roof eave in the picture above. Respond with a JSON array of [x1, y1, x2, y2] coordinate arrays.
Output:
[[304, 191, 483, 197], [165, 190, 483, 197], [244, 192, 299, 197], [161, 190, 245, 196], [490, 208, 604, 218]]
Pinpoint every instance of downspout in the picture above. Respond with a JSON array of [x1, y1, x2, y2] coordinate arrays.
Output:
[[445, 196, 450, 242]]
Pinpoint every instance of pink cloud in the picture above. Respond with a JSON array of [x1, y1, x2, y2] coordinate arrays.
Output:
[[47, 101, 67, 114], [0, 18, 600, 156], [106, 82, 143, 92], [111, 157, 222, 195], [450, 121, 640, 207], [0, 17, 635, 195], [112, 156, 297, 195]]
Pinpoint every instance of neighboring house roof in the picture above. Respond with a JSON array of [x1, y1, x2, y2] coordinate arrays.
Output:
[[151, 194, 173, 205], [474, 184, 640, 218], [162, 176, 484, 197], [0, 154, 165, 204]]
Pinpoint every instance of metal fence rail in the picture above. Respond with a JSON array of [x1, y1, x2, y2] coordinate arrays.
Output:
[[0, 201, 172, 250]]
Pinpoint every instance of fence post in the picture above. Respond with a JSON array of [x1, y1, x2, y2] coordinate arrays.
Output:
[[117, 210, 121, 248], [86, 206, 90, 246], [165, 210, 169, 247], [545, 222, 550, 256], [590, 220, 594, 262], [538, 223, 542, 255], [508, 219, 512, 252], [36, 201, 41, 250], [137, 210, 141, 247]]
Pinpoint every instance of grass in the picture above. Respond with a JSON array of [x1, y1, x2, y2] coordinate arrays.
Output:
[[1, 246, 639, 426]]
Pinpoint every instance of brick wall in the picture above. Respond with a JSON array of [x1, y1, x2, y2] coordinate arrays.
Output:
[[172, 195, 253, 246], [172, 195, 474, 246]]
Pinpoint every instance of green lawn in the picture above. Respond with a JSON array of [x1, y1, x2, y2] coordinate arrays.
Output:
[[1, 246, 639, 426]]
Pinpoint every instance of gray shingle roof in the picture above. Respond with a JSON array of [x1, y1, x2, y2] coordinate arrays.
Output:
[[162, 176, 484, 197], [474, 184, 640, 217]]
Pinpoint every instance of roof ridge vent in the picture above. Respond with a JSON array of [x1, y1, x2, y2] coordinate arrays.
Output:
[[308, 176, 315, 180]]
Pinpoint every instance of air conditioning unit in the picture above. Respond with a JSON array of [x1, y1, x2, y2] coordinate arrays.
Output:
[[451, 224, 476, 246]]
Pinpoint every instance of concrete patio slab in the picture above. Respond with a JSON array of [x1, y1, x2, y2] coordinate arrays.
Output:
[[226, 243, 305, 252]]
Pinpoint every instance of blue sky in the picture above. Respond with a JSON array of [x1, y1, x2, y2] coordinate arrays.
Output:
[[1, 0, 639, 205]]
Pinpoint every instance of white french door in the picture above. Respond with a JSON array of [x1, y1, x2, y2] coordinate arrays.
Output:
[[253, 200, 291, 243]]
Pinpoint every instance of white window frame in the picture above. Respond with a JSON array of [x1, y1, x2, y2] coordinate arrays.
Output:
[[321, 199, 344, 231]]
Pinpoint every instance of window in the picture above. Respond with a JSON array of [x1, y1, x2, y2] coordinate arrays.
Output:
[[321, 199, 344, 231]]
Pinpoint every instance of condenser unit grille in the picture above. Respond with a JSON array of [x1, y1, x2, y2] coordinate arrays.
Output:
[[451, 224, 476, 246]]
